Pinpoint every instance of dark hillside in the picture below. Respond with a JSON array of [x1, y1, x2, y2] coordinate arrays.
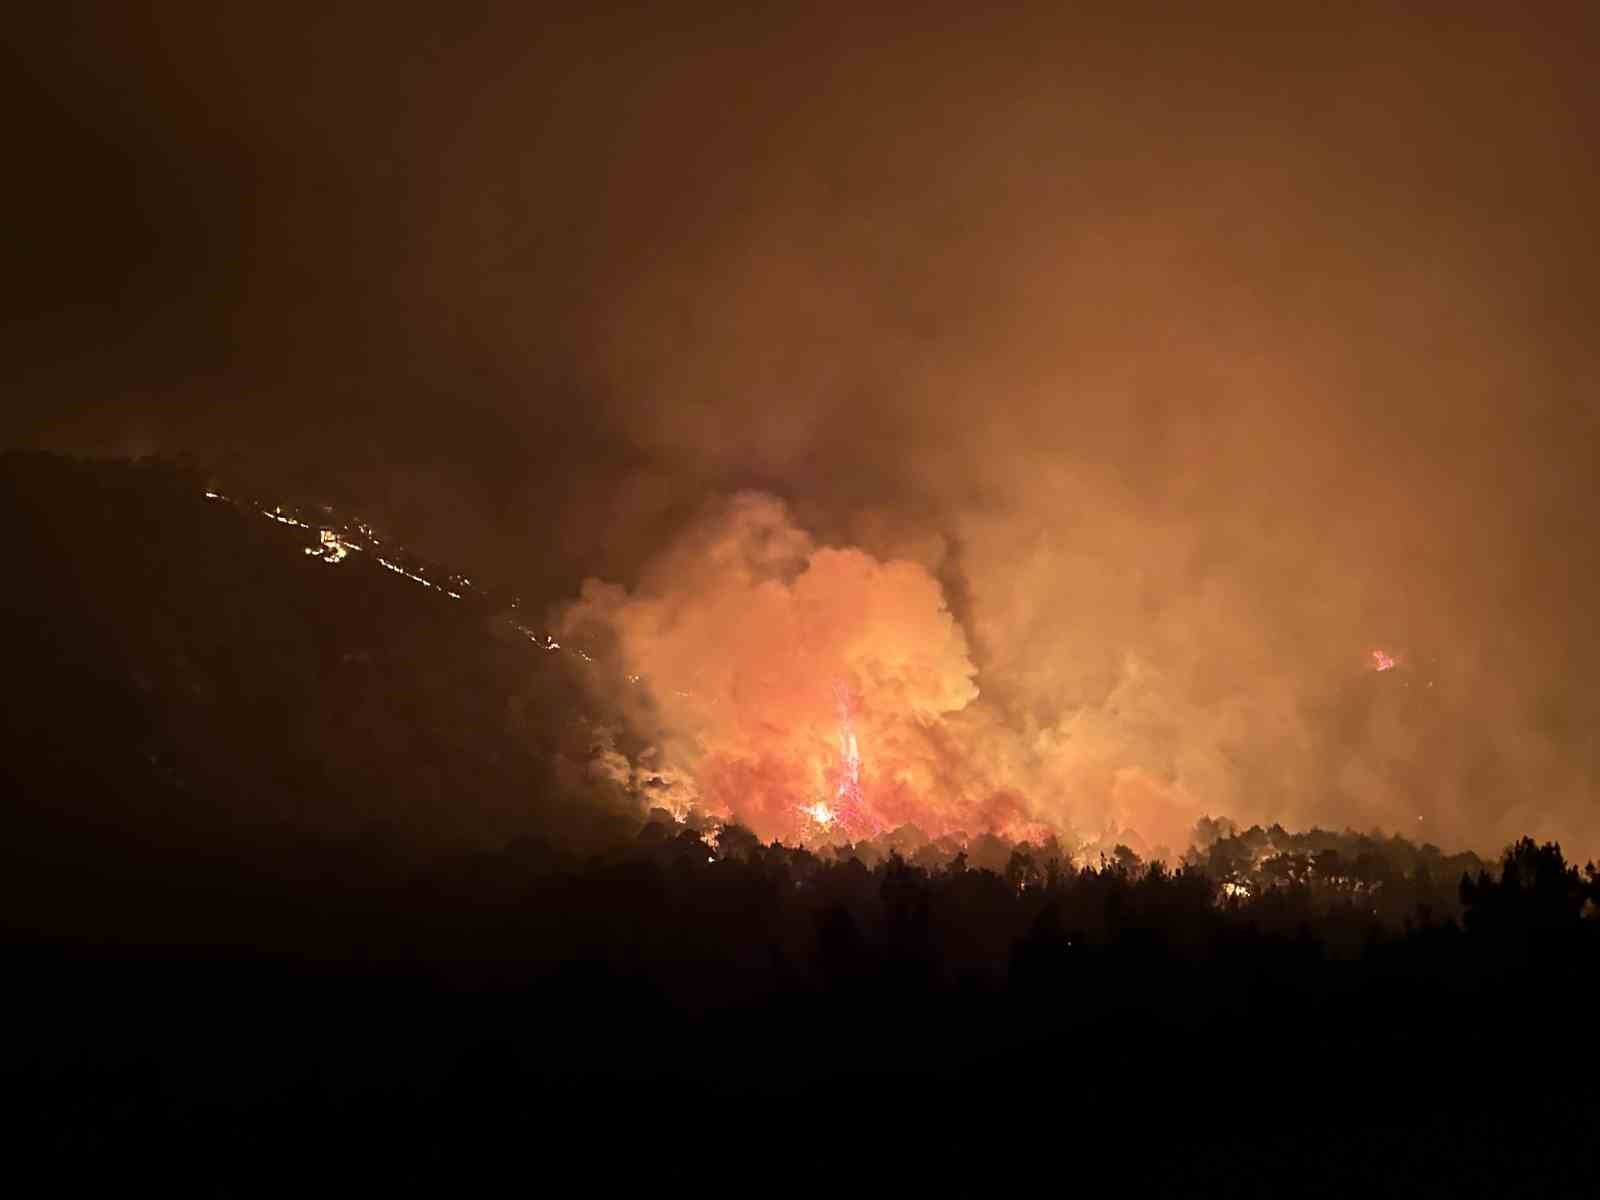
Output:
[[0, 452, 628, 944]]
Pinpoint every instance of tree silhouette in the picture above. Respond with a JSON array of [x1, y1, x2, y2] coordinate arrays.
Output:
[[1461, 838, 1588, 936]]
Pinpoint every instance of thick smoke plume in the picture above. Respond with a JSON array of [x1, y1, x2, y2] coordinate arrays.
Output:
[[561, 470, 1597, 860], [559, 494, 993, 842], [7, 5, 1597, 857], [558, 495, 1245, 857]]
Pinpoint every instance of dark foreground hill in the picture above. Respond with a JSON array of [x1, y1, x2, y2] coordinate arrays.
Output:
[[1, 453, 1596, 1193]]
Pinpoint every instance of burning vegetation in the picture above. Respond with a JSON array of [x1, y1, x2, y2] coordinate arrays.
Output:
[[5, 452, 1600, 1190]]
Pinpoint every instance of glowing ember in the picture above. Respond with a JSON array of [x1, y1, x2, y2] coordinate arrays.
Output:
[[377, 555, 447, 593], [304, 528, 360, 564], [1371, 649, 1397, 672], [262, 506, 311, 529], [508, 620, 567, 652]]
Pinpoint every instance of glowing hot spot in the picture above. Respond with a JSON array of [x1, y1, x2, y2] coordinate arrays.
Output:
[[800, 801, 836, 827]]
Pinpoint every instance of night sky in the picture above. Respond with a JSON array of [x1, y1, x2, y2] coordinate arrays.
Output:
[[5, 2, 1598, 856]]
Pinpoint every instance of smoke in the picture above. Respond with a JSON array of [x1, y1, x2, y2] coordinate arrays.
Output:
[[553, 494, 1258, 857], [558, 494, 987, 840], [559, 467, 1597, 859], [7, 5, 1598, 857], [527, 11, 1600, 861]]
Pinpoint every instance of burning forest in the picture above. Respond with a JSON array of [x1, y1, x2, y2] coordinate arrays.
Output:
[[4, 0, 1600, 1189]]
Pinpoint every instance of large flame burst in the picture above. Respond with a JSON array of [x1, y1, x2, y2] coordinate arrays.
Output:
[[798, 683, 879, 843]]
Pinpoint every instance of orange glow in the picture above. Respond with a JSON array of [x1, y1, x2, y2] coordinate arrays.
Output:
[[799, 801, 836, 828]]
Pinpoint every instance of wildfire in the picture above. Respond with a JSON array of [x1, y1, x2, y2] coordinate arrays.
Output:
[[1371, 649, 1397, 672], [784, 688, 881, 842], [799, 801, 836, 828], [376, 554, 458, 597], [305, 528, 360, 564], [262, 505, 311, 529], [823, 683, 879, 840]]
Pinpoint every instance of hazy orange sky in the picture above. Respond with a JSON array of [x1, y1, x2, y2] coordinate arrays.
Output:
[[5, 3, 1597, 854]]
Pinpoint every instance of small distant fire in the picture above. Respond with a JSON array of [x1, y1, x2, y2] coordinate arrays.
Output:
[[305, 528, 359, 564], [1371, 649, 1396, 672]]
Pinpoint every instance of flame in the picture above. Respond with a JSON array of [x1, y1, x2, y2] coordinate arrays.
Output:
[[785, 686, 879, 842], [305, 528, 360, 564], [825, 682, 880, 840], [263, 506, 311, 529], [1371, 649, 1397, 672], [799, 801, 836, 827]]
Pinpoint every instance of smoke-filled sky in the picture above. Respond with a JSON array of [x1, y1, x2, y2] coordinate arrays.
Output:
[[6, 3, 1598, 855]]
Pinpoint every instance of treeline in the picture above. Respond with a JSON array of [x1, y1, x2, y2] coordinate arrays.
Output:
[[2, 814, 1596, 1189]]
